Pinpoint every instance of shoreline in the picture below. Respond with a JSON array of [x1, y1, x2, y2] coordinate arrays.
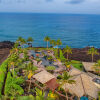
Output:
[[0, 41, 100, 64]]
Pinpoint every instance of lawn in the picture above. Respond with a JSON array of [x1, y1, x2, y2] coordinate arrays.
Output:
[[70, 60, 83, 71]]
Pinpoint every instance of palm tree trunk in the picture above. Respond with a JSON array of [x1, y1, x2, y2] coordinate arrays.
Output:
[[66, 93, 68, 100], [67, 53, 69, 60], [92, 54, 94, 62], [28, 78, 31, 93], [65, 88, 68, 100], [47, 41, 48, 48], [58, 48, 59, 57]]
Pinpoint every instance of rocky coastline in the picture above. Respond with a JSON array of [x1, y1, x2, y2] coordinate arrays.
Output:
[[0, 41, 14, 64], [0, 41, 100, 65], [66, 47, 100, 62]]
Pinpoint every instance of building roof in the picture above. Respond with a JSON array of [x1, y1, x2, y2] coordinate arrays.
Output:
[[62, 72, 100, 99], [69, 67, 82, 76], [33, 70, 55, 84], [46, 78, 59, 91], [82, 62, 95, 72]]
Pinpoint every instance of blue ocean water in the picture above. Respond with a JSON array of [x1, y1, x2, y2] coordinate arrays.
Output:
[[0, 13, 100, 48]]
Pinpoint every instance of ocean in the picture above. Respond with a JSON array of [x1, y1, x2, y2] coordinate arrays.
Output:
[[0, 13, 100, 48]]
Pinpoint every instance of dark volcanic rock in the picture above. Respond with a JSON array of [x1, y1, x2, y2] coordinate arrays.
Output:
[[0, 41, 14, 49], [0, 41, 14, 64], [64, 47, 100, 62]]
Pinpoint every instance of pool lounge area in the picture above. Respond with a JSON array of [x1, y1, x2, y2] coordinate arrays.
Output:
[[29, 50, 59, 68]]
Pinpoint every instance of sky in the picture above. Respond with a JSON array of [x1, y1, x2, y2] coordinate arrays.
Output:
[[0, 0, 100, 14]]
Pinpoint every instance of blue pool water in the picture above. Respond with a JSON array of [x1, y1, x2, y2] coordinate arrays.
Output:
[[30, 50, 58, 67], [0, 13, 100, 48]]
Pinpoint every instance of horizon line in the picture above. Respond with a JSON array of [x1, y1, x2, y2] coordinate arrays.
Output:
[[0, 11, 100, 16]]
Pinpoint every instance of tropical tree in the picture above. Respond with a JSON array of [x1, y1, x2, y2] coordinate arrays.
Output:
[[14, 42, 20, 48], [59, 49, 66, 62], [25, 62, 37, 93], [17, 37, 26, 48], [56, 39, 62, 48], [35, 88, 55, 100], [87, 47, 99, 62], [8, 53, 19, 76], [93, 60, 100, 74], [10, 47, 19, 56], [21, 38, 26, 48], [44, 36, 50, 48], [17, 37, 23, 43], [27, 37, 34, 47], [50, 40, 56, 48], [57, 72, 75, 100], [56, 39, 62, 57], [50, 40, 55, 47], [64, 46, 72, 60], [17, 88, 55, 100]]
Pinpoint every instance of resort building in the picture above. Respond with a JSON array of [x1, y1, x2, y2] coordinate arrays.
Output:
[[32, 70, 59, 91], [82, 62, 95, 72], [62, 68, 100, 99]]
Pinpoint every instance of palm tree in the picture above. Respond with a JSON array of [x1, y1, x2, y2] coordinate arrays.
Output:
[[56, 39, 62, 57], [50, 40, 55, 48], [17, 37, 23, 42], [53, 40, 57, 47], [26, 62, 37, 93], [17, 37, 26, 48], [64, 46, 72, 60], [58, 72, 75, 100], [93, 60, 100, 74], [21, 38, 26, 48], [87, 47, 99, 62], [27, 37, 34, 47], [44, 36, 50, 48], [56, 39, 62, 48]]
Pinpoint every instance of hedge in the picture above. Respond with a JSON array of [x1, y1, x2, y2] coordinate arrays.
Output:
[[0, 59, 8, 97]]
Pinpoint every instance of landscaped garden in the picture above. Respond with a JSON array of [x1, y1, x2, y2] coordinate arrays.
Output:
[[0, 37, 73, 100], [0, 36, 100, 100]]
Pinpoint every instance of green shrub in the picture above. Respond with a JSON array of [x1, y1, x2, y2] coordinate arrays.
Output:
[[17, 95, 35, 100], [4, 72, 24, 98], [0, 59, 8, 96], [47, 56, 53, 61], [54, 49, 58, 58], [98, 92, 100, 100], [59, 50, 66, 62], [57, 75, 62, 79], [46, 66, 56, 71], [35, 57, 41, 63]]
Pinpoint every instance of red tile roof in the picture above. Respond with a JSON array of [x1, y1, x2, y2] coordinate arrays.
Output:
[[45, 78, 59, 91]]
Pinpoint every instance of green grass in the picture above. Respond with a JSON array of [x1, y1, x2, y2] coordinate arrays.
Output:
[[71, 60, 83, 71], [46, 66, 56, 71]]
